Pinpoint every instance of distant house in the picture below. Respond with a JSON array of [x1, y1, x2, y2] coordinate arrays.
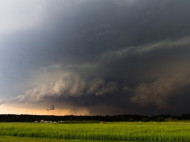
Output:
[[40, 120, 52, 123]]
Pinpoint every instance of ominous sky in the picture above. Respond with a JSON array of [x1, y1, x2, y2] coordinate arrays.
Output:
[[1, 0, 190, 115]]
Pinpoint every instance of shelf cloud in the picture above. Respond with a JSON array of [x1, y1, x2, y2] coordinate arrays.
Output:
[[1, 0, 190, 115]]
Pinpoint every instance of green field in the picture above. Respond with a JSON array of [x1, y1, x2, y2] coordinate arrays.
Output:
[[0, 122, 190, 142]]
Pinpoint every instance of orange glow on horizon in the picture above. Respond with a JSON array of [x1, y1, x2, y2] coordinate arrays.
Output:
[[0, 104, 89, 116]]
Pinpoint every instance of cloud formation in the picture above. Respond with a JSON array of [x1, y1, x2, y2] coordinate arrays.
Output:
[[131, 68, 190, 108], [1, 0, 190, 115], [14, 72, 118, 104]]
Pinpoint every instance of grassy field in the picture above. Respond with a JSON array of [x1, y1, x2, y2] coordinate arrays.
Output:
[[0, 122, 190, 142]]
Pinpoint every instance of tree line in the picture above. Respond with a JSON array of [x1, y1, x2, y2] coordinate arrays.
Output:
[[0, 114, 190, 122]]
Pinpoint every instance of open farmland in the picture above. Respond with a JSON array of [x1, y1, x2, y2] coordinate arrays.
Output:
[[0, 122, 190, 142]]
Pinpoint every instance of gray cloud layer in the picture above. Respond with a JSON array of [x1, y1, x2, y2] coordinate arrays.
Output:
[[15, 72, 118, 103], [1, 0, 190, 115]]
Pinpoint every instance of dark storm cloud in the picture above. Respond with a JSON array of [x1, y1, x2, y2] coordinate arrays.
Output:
[[3, 0, 190, 115]]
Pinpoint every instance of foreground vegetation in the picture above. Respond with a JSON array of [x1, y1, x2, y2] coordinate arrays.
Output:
[[0, 122, 190, 142], [0, 136, 117, 142]]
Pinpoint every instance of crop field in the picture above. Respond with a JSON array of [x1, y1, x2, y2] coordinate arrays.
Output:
[[0, 122, 190, 142]]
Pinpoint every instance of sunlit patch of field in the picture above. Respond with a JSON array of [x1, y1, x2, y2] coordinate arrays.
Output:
[[0, 122, 190, 141]]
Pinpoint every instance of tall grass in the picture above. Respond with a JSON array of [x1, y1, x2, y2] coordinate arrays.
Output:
[[0, 122, 190, 141]]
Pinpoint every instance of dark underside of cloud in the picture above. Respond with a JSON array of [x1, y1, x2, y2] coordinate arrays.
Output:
[[2, 0, 190, 115]]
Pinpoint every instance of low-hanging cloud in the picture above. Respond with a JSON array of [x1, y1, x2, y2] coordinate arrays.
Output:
[[13, 72, 118, 105], [4, 34, 190, 115], [131, 70, 190, 108]]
